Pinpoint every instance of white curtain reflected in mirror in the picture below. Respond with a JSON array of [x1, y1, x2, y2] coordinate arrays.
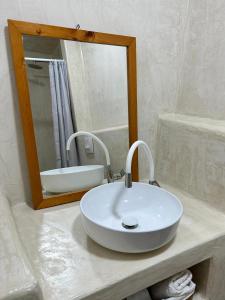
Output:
[[23, 35, 129, 195]]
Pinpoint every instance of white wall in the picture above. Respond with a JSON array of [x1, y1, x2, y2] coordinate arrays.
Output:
[[62, 41, 128, 131], [154, 1, 225, 210], [0, 0, 188, 205], [77, 126, 129, 175], [176, 0, 225, 120], [26, 61, 56, 171], [62, 40, 129, 172]]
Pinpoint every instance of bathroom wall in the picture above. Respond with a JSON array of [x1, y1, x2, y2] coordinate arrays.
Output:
[[62, 40, 129, 172], [176, 1, 225, 120], [154, 1, 225, 210], [77, 126, 129, 174], [0, 0, 189, 205], [26, 60, 56, 171], [24, 38, 63, 171], [62, 41, 128, 131]]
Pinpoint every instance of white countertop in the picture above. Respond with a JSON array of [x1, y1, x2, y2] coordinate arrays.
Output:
[[11, 185, 225, 300], [0, 192, 42, 300]]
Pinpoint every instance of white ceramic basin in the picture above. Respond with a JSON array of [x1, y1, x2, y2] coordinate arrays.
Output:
[[40, 165, 104, 193], [80, 182, 183, 253]]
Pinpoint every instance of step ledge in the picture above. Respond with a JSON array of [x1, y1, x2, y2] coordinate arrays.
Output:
[[159, 113, 225, 137]]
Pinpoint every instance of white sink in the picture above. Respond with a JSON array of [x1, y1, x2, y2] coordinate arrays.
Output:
[[40, 165, 104, 193], [80, 182, 183, 253]]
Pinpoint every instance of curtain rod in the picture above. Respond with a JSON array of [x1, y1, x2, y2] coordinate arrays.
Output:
[[25, 57, 64, 63]]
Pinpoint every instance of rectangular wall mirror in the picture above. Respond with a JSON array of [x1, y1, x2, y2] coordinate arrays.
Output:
[[8, 20, 138, 209]]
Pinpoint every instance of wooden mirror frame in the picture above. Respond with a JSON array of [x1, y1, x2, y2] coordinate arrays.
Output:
[[8, 19, 138, 209]]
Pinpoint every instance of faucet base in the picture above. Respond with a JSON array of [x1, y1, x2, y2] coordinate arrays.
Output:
[[125, 173, 132, 188]]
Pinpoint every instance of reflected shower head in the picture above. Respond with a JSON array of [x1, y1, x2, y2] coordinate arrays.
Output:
[[28, 63, 43, 70]]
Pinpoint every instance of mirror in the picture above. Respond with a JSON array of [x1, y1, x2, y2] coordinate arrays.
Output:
[[23, 36, 129, 195], [8, 20, 138, 209]]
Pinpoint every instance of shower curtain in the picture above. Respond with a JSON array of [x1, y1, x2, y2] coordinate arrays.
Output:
[[49, 61, 79, 168]]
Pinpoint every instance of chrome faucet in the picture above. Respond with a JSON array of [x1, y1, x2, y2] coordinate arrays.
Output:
[[66, 131, 113, 183], [125, 140, 159, 188]]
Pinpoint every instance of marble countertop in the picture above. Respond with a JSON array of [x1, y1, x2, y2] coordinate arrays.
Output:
[[11, 185, 225, 300]]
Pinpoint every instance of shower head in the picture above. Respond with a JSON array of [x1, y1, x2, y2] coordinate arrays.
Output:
[[28, 63, 43, 70]]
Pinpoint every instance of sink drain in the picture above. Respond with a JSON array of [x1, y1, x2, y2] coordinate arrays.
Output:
[[122, 216, 138, 229]]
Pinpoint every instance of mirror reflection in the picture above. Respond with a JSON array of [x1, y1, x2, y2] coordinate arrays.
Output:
[[23, 35, 129, 196]]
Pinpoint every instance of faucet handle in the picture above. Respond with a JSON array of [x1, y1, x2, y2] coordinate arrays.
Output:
[[119, 168, 125, 178], [113, 169, 125, 181], [149, 180, 160, 187]]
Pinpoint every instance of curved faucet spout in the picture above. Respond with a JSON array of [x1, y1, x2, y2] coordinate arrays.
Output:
[[66, 131, 112, 182], [125, 140, 155, 188]]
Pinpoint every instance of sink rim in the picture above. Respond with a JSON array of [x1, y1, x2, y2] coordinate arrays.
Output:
[[80, 182, 183, 234], [40, 165, 104, 176]]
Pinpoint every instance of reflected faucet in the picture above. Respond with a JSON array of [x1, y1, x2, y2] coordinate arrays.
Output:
[[125, 140, 158, 188], [66, 131, 113, 183]]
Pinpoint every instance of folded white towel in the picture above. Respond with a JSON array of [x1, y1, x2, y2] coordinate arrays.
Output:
[[127, 288, 152, 300], [150, 270, 196, 300]]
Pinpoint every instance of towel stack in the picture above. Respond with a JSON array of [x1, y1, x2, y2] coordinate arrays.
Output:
[[150, 269, 196, 300], [126, 270, 195, 300]]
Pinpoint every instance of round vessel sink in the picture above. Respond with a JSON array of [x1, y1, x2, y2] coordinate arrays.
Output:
[[40, 165, 104, 193], [80, 182, 183, 253]]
